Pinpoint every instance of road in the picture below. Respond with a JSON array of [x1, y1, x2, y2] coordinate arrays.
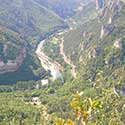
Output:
[[60, 37, 77, 78], [36, 27, 77, 81]]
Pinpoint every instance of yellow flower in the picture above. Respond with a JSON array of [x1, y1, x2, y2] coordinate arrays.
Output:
[[55, 118, 65, 125], [66, 119, 74, 125]]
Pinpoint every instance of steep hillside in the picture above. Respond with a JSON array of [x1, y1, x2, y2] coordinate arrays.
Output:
[[42, 0, 125, 89], [60, 0, 125, 85], [0, 0, 125, 124], [33, 1, 125, 123], [72, 2, 97, 25], [0, 27, 26, 74], [0, 0, 67, 40], [0, 0, 67, 84], [34, 0, 91, 18]]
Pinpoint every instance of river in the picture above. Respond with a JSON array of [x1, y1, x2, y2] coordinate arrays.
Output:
[[36, 28, 77, 82], [35, 38, 63, 81]]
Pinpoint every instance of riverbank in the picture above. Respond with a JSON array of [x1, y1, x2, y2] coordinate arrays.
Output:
[[35, 39, 63, 81]]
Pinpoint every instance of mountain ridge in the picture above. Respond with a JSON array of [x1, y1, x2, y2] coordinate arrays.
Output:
[[0, 0, 68, 84], [0, 0, 125, 124]]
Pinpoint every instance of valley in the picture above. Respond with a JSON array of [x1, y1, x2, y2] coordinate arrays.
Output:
[[0, 0, 125, 125], [36, 39, 63, 81], [35, 25, 78, 83], [60, 37, 77, 78]]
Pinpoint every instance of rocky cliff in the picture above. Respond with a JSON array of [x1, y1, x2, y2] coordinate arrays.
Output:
[[95, 0, 105, 10], [0, 48, 26, 74]]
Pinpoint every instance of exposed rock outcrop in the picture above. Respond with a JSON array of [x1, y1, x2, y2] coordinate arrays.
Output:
[[100, 24, 114, 39], [113, 39, 123, 49], [82, 32, 93, 46], [108, 17, 113, 24], [101, 0, 123, 17], [0, 48, 26, 74], [79, 55, 83, 62], [83, 32, 93, 38], [36, 40, 63, 81], [89, 47, 101, 58], [95, 0, 104, 10], [110, 0, 122, 13], [60, 38, 77, 78]]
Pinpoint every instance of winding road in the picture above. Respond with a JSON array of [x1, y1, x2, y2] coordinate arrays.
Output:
[[36, 27, 77, 81], [60, 37, 77, 78]]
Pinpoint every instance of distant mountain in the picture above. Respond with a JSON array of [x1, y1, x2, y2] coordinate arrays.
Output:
[[72, 1, 96, 25], [61, 0, 125, 83], [95, 0, 105, 10], [34, 0, 92, 18], [0, 0, 125, 124], [41, 0, 125, 86], [0, 0, 67, 84], [0, 0, 67, 40]]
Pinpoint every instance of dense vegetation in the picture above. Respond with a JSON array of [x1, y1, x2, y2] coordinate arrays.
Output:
[[0, 28, 23, 62], [0, 77, 125, 124], [34, 0, 90, 19], [41, 0, 125, 124], [0, 0, 125, 125], [0, 0, 67, 84], [0, 0, 66, 39]]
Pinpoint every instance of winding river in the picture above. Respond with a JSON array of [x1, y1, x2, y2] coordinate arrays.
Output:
[[36, 28, 77, 81], [35, 38, 63, 81]]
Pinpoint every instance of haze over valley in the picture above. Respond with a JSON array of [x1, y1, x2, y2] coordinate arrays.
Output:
[[0, 0, 125, 124]]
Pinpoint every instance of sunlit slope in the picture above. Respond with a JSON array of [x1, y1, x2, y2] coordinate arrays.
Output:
[[0, 0, 67, 39]]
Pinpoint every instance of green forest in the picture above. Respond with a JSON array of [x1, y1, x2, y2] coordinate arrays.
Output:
[[0, 0, 125, 125]]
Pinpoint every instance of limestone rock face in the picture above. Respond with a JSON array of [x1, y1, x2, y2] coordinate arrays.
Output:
[[83, 32, 93, 43], [121, 104, 125, 123], [100, 24, 114, 39], [0, 48, 26, 74], [83, 32, 93, 38], [95, 0, 104, 10], [108, 17, 113, 24], [110, 0, 122, 12], [98, 0, 123, 22], [89, 47, 101, 58], [113, 39, 123, 49]]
